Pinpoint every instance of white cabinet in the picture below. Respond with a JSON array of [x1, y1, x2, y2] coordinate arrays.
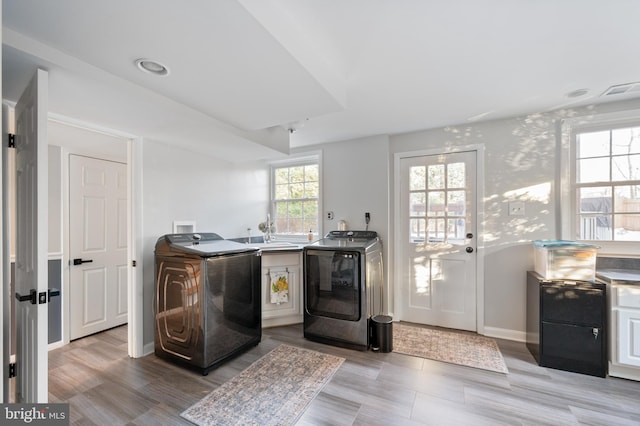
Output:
[[261, 251, 303, 328], [609, 284, 640, 380], [617, 309, 640, 367]]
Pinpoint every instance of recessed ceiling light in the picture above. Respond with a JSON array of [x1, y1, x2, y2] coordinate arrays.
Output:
[[565, 88, 589, 98], [135, 58, 170, 76]]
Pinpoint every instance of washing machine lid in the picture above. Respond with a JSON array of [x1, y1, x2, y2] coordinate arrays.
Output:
[[308, 230, 380, 250], [158, 233, 258, 257], [326, 230, 378, 240]]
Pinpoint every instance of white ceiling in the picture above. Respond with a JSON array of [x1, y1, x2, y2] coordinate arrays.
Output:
[[3, 0, 640, 160]]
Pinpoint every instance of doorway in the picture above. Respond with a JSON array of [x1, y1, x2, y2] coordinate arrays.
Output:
[[2, 90, 143, 402], [47, 120, 129, 344], [394, 147, 484, 332]]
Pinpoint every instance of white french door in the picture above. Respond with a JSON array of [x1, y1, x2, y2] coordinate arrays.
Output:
[[69, 154, 128, 340], [397, 150, 478, 331]]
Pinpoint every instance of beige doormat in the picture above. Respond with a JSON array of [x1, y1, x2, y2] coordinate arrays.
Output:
[[393, 323, 508, 374], [181, 344, 344, 426]]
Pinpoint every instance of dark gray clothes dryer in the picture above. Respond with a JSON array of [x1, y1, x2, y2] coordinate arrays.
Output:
[[304, 230, 384, 351]]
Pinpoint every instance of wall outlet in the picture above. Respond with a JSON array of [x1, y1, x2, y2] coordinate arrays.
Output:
[[327, 211, 334, 220], [508, 201, 525, 216]]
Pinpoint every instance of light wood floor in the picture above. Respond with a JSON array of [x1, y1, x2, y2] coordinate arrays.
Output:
[[48, 324, 640, 425]]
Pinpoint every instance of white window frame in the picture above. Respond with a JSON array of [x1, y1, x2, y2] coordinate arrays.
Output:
[[269, 152, 322, 242], [561, 109, 640, 256]]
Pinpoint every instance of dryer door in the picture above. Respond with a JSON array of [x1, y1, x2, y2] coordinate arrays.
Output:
[[305, 250, 361, 321]]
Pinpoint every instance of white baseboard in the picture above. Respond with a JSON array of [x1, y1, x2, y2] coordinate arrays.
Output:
[[48, 340, 66, 351], [262, 316, 303, 328], [483, 326, 526, 342], [609, 362, 640, 382], [143, 342, 155, 356]]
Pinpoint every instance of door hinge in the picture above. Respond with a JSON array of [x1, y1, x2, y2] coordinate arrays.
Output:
[[132, 260, 137, 267], [9, 362, 16, 378], [8, 133, 15, 148]]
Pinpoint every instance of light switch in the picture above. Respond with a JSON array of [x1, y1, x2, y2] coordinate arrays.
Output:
[[509, 201, 525, 216]]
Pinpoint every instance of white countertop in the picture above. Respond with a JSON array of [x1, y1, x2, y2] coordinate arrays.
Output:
[[248, 242, 306, 252], [596, 268, 640, 285]]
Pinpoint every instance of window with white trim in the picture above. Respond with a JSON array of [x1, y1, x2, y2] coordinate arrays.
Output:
[[271, 159, 320, 239], [574, 125, 640, 241]]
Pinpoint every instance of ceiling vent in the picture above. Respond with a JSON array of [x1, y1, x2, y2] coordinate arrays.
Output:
[[602, 82, 640, 96]]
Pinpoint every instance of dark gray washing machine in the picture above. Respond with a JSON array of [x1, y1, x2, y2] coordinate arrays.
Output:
[[154, 233, 261, 374]]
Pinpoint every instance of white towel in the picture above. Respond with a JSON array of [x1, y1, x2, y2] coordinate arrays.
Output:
[[269, 270, 289, 305]]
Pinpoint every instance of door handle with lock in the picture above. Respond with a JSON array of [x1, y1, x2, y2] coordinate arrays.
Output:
[[73, 258, 93, 265], [466, 247, 474, 253], [15, 289, 49, 304]]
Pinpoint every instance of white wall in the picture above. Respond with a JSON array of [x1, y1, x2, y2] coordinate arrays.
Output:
[[319, 135, 389, 236], [141, 139, 269, 345], [140, 134, 391, 346], [48, 145, 63, 257], [137, 97, 640, 347], [391, 115, 556, 337], [295, 135, 391, 312]]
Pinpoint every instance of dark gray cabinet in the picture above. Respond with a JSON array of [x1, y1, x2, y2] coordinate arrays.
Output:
[[526, 271, 606, 377]]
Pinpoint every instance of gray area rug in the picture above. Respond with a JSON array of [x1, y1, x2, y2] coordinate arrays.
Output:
[[393, 323, 509, 374], [181, 344, 344, 426]]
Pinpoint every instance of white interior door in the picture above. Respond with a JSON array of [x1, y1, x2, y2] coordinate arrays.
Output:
[[397, 150, 477, 331], [69, 155, 127, 340], [14, 69, 49, 402], [2, 91, 10, 403]]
